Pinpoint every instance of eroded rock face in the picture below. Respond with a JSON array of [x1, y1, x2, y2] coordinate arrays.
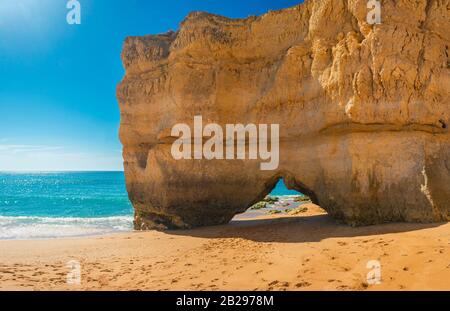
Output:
[[117, 0, 450, 230]]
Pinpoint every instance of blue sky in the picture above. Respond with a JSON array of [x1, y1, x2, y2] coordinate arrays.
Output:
[[0, 0, 302, 171]]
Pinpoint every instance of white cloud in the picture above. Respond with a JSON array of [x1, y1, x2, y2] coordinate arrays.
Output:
[[0, 144, 63, 154], [0, 144, 123, 171]]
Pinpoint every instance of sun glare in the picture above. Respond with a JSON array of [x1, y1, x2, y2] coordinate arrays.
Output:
[[0, 0, 60, 37]]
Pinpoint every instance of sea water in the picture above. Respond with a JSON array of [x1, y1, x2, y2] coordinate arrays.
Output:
[[0, 172, 298, 240], [0, 172, 133, 240]]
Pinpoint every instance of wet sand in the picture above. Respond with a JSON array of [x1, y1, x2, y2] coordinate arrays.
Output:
[[0, 203, 449, 291]]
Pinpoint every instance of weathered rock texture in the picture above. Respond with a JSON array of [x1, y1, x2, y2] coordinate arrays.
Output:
[[117, 0, 450, 230]]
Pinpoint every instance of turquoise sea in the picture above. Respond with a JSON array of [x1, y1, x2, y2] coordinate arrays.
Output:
[[0, 172, 297, 239]]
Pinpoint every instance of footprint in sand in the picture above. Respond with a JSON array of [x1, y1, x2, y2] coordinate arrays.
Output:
[[295, 281, 311, 288], [336, 285, 350, 290]]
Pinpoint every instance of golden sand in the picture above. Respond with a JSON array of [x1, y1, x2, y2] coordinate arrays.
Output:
[[0, 204, 449, 291]]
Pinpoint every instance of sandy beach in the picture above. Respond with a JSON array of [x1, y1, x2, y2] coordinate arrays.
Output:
[[0, 203, 448, 291], [2, 0, 449, 295]]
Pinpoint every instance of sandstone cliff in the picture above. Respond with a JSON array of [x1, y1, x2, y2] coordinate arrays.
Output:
[[117, 0, 450, 230]]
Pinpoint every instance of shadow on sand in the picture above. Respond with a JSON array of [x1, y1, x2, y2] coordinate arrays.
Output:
[[165, 214, 446, 243]]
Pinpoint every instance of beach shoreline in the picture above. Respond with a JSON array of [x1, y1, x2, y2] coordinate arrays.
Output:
[[1, 203, 449, 291]]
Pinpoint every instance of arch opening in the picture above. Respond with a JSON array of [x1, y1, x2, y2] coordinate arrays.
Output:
[[234, 177, 321, 220]]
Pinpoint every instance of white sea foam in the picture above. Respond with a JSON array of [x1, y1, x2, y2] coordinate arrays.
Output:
[[0, 215, 133, 240]]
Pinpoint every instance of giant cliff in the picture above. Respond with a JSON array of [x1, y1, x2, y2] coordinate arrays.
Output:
[[117, 0, 450, 230]]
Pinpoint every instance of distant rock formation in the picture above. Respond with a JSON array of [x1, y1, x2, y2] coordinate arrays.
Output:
[[117, 0, 449, 230]]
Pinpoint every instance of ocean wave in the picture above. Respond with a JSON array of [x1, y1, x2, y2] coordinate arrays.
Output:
[[0, 215, 133, 240]]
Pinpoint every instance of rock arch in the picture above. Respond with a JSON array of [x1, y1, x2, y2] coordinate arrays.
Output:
[[117, 0, 450, 230]]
